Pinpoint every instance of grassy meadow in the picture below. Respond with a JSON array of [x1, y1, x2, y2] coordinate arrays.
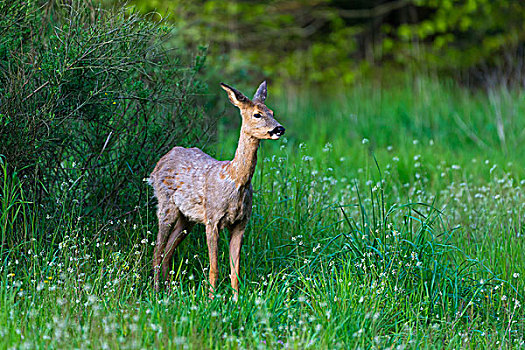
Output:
[[2, 78, 525, 348]]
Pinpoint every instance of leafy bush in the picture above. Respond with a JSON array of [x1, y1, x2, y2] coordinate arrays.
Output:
[[0, 1, 213, 226]]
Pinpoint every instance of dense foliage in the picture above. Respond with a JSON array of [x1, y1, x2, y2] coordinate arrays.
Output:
[[0, 1, 212, 234], [123, 0, 525, 86]]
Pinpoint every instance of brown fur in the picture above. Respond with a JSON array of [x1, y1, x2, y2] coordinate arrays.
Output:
[[149, 81, 284, 299]]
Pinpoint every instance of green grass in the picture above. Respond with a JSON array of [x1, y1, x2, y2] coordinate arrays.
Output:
[[1, 78, 524, 348]]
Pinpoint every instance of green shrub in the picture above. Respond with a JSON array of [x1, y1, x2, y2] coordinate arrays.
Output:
[[0, 1, 213, 228]]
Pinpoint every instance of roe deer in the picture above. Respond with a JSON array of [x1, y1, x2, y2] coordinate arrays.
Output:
[[149, 81, 285, 299]]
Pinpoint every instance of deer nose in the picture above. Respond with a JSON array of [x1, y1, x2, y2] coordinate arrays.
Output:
[[270, 126, 285, 136]]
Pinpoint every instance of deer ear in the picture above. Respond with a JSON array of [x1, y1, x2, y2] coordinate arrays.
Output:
[[253, 81, 267, 103], [220, 83, 250, 108]]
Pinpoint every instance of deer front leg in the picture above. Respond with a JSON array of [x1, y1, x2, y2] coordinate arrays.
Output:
[[229, 223, 245, 302], [206, 223, 219, 298]]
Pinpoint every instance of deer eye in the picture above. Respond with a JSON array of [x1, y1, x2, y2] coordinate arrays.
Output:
[[253, 113, 262, 118]]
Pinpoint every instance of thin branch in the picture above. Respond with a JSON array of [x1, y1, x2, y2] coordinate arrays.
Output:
[[22, 81, 49, 102]]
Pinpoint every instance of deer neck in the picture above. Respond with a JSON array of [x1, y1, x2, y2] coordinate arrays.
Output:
[[228, 129, 260, 187]]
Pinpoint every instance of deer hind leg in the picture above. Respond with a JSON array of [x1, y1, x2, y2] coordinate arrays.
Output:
[[161, 216, 193, 286], [228, 222, 245, 302], [153, 204, 180, 291]]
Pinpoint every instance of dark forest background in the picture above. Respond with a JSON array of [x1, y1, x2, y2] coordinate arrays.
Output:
[[122, 0, 525, 87]]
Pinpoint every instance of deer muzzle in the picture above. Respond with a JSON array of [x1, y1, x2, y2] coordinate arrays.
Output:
[[268, 126, 285, 139]]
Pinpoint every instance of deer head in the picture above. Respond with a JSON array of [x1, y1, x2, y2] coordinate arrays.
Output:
[[220, 81, 285, 140]]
